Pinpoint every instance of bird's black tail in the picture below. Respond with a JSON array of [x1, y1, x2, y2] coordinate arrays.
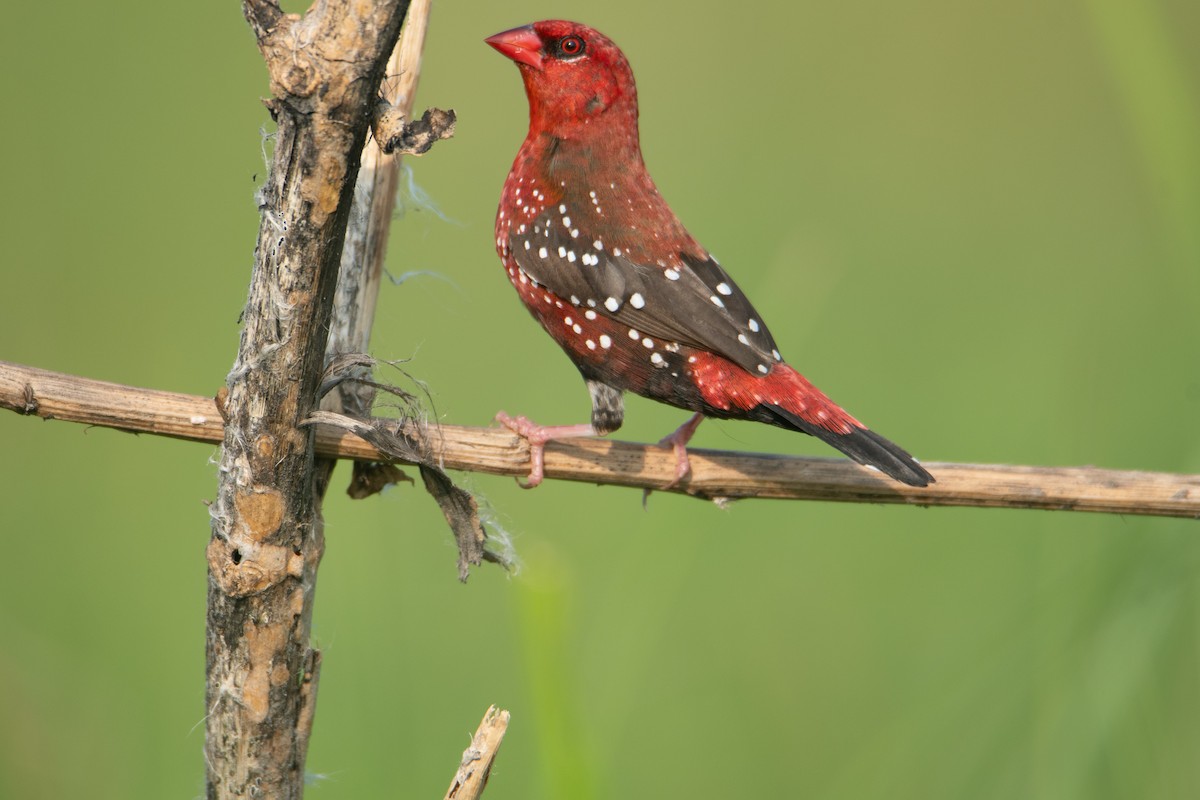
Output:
[[762, 404, 934, 487]]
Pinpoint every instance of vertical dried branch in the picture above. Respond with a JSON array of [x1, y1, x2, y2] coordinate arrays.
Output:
[[317, 0, 485, 580], [204, 2, 411, 798], [324, 0, 433, 421]]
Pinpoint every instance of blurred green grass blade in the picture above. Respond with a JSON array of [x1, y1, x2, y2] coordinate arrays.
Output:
[[515, 545, 597, 800]]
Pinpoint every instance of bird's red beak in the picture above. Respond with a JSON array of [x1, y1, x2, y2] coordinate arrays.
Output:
[[485, 25, 544, 70]]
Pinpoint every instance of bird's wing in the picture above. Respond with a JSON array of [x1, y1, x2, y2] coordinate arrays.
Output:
[[509, 210, 782, 374]]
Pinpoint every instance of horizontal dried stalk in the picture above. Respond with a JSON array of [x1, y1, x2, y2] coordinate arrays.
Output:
[[3, 360, 1198, 518]]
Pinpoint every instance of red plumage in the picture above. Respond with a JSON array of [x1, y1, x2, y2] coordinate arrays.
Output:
[[486, 20, 933, 488]]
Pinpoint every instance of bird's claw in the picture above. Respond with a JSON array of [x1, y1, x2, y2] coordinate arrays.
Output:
[[515, 474, 542, 490], [656, 438, 693, 491], [496, 412, 548, 488], [494, 412, 536, 440], [656, 412, 703, 490], [494, 412, 594, 489], [643, 431, 691, 506], [641, 453, 689, 506], [643, 414, 704, 506]]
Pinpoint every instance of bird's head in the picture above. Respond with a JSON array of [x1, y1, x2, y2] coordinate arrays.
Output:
[[486, 20, 638, 139]]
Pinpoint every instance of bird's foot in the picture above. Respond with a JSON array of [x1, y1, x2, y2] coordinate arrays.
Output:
[[495, 412, 595, 489], [643, 415, 704, 507], [655, 412, 706, 490]]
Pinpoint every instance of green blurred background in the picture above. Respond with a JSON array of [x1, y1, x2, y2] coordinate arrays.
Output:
[[2, 1, 1198, 797]]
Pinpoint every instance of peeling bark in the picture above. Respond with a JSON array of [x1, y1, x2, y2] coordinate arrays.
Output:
[[205, 2, 413, 797]]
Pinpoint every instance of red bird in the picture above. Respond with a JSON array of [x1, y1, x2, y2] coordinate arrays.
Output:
[[486, 20, 933, 489]]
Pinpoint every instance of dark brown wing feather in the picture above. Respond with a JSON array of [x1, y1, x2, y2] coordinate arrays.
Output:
[[509, 209, 781, 374]]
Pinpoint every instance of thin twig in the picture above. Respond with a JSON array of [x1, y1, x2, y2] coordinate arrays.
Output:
[[443, 706, 510, 800], [4, 361, 1197, 519]]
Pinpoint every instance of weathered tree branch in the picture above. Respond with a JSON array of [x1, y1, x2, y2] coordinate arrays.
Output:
[[203, 1, 413, 797], [4, 361, 1197, 519]]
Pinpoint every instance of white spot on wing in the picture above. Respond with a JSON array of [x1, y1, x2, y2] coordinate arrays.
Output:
[[605, 297, 620, 312], [716, 282, 732, 295], [630, 293, 645, 309]]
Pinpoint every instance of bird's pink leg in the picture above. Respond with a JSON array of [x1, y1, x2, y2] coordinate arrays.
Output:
[[657, 412, 705, 489], [495, 412, 595, 489]]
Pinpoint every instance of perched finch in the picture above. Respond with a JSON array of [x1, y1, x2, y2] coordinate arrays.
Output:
[[486, 20, 933, 489]]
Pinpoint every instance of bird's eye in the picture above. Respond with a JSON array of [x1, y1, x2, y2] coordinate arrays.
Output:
[[557, 36, 586, 58]]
